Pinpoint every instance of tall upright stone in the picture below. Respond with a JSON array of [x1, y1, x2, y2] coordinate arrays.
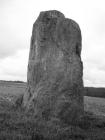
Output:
[[23, 10, 84, 124]]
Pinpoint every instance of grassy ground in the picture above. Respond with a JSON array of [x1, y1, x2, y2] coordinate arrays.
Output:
[[84, 96, 105, 116], [0, 81, 105, 140]]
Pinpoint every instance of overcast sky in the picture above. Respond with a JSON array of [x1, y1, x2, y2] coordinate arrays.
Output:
[[0, 0, 105, 87]]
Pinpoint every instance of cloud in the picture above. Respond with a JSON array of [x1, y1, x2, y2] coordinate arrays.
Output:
[[0, 49, 29, 81], [0, 0, 105, 87], [0, 1, 32, 59], [83, 57, 105, 87]]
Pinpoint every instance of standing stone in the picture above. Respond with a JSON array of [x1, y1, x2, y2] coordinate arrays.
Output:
[[23, 10, 84, 124]]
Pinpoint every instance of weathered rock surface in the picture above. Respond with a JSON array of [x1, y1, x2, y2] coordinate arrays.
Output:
[[23, 10, 84, 124]]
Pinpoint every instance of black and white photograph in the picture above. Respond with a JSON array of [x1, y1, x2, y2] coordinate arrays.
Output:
[[0, 0, 105, 139]]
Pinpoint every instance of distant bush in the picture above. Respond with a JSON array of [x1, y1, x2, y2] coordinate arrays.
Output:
[[84, 87, 105, 98], [0, 80, 26, 83], [13, 80, 25, 83]]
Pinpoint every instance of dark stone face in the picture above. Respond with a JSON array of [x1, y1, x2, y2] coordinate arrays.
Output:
[[23, 10, 84, 124]]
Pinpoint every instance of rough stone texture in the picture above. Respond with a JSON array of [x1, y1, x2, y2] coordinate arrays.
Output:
[[23, 10, 84, 124]]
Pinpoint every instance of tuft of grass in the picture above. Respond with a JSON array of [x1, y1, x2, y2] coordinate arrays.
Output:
[[0, 82, 105, 139], [0, 98, 105, 140]]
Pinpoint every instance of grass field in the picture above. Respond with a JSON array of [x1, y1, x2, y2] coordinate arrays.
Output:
[[0, 81, 105, 140]]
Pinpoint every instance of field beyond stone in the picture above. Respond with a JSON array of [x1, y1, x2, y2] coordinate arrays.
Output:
[[0, 81, 105, 140]]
